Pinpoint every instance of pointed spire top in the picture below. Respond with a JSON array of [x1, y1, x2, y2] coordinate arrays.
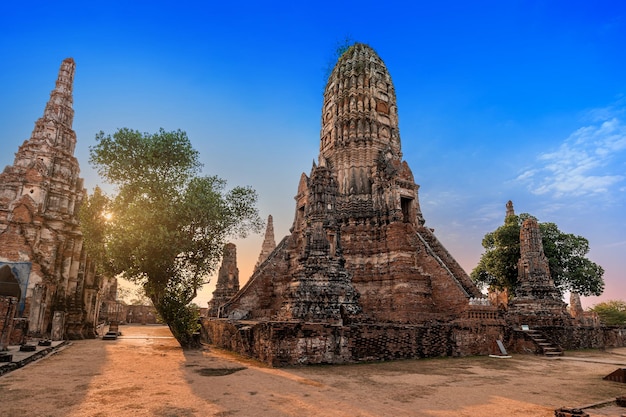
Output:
[[505, 200, 515, 220], [255, 214, 277, 270], [53, 58, 76, 101], [207, 242, 240, 317], [27, 58, 78, 154]]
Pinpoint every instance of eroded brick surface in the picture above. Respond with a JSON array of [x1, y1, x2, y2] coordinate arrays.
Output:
[[207, 243, 240, 317], [202, 45, 625, 366], [0, 59, 115, 340], [507, 213, 572, 327], [219, 43, 481, 327]]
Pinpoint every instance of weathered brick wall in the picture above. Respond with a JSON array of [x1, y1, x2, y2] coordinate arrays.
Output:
[[505, 330, 542, 354], [203, 317, 626, 366], [202, 318, 507, 366], [504, 326, 626, 354], [10, 318, 28, 345], [0, 296, 17, 327], [0, 296, 18, 349], [534, 326, 626, 350], [220, 237, 294, 319]]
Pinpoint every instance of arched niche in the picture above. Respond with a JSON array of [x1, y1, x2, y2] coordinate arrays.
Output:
[[0, 265, 21, 301]]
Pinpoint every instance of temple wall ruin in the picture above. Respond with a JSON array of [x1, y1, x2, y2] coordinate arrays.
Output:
[[203, 317, 626, 367], [203, 44, 626, 366], [202, 318, 508, 366]]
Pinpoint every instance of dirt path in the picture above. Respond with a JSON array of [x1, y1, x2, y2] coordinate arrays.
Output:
[[1, 325, 625, 416]]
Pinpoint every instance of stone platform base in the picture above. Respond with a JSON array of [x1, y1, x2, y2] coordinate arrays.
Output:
[[201, 318, 626, 367], [201, 318, 506, 366]]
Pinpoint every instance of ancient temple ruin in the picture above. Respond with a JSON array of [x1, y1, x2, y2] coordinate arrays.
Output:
[[220, 43, 481, 323], [254, 215, 276, 270], [0, 58, 115, 342], [508, 216, 571, 326], [202, 43, 626, 366], [207, 243, 240, 317], [203, 43, 500, 365]]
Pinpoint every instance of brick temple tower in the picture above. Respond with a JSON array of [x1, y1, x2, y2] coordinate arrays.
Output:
[[0, 59, 115, 339], [221, 43, 481, 324], [203, 45, 620, 366], [508, 218, 570, 325], [207, 243, 240, 317], [254, 215, 276, 270]]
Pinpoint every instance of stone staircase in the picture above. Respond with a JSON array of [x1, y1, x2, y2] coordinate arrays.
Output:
[[414, 227, 483, 298], [524, 329, 563, 357]]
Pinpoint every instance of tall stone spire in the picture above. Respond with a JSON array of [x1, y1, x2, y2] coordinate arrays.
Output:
[[219, 42, 482, 328], [207, 243, 240, 317], [569, 292, 584, 319], [320, 43, 400, 170], [3, 57, 82, 220], [254, 215, 276, 270], [516, 218, 556, 295], [30, 58, 77, 154], [508, 218, 570, 325], [0, 58, 115, 340], [505, 200, 515, 219], [318, 43, 423, 225]]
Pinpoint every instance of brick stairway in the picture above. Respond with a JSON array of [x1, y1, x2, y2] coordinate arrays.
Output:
[[524, 329, 563, 357]]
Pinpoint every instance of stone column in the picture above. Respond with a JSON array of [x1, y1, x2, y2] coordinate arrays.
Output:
[[0, 296, 18, 350], [28, 284, 46, 336], [50, 311, 65, 341]]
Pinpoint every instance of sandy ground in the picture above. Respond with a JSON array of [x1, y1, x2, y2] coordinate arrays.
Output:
[[1, 325, 626, 417]]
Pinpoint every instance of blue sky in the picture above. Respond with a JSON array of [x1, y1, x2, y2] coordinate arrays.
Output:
[[1, 1, 625, 308]]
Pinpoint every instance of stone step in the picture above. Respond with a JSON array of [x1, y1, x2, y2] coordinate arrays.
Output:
[[525, 330, 563, 356]]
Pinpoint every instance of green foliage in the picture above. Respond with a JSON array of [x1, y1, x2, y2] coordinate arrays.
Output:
[[471, 213, 604, 297], [589, 300, 626, 326], [78, 186, 111, 275], [334, 36, 354, 60], [323, 35, 355, 85], [471, 214, 521, 292], [88, 128, 262, 348], [91, 128, 201, 191], [155, 280, 201, 347]]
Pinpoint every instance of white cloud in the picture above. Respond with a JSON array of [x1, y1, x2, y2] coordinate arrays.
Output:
[[517, 108, 626, 198]]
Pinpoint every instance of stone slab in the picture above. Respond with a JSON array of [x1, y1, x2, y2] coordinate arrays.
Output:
[[0, 340, 69, 376]]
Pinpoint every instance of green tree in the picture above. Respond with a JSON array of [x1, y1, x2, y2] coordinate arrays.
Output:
[[88, 128, 262, 348], [323, 36, 355, 83], [78, 186, 111, 275], [471, 213, 604, 297], [589, 300, 626, 326]]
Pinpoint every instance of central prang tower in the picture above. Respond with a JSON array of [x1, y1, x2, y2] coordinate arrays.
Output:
[[203, 43, 611, 367], [220, 43, 481, 325], [319, 43, 423, 226]]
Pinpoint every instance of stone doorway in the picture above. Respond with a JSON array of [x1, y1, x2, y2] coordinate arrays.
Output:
[[401, 196, 413, 223], [0, 265, 21, 302]]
